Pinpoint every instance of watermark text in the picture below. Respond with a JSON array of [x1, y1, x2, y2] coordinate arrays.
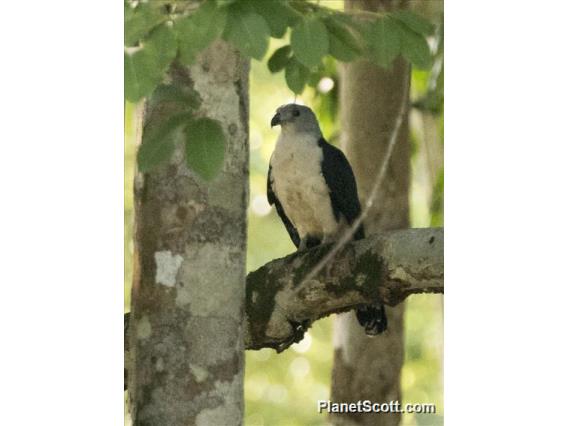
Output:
[[317, 400, 436, 414]]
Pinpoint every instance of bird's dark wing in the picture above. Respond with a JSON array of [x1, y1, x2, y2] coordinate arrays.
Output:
[[318, 138, 365, 240], [267, 163, 301, 248]]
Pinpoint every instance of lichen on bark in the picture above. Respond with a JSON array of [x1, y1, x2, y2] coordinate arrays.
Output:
[[243, 228, 443, 352], [128, 39, 249, 426]]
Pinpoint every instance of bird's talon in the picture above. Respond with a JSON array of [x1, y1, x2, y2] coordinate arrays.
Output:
[[275, 319, 311, 353]]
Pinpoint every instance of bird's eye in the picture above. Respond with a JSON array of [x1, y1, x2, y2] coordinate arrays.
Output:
[[292, 109, 300, 117]]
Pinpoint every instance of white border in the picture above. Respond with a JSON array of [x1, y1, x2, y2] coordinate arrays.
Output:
[[446, 1, 568, 425], [0, 1, 123, 423]]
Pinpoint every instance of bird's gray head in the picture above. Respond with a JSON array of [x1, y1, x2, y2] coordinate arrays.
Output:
[[271, 104, 321, 136]]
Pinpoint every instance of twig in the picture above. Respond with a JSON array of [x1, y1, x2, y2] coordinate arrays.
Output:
[[301, 65, 411, 285]]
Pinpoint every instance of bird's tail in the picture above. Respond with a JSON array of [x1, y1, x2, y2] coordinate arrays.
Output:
[[356, 303, 388, 336]]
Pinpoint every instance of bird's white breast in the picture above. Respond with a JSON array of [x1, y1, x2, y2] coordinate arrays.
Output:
[[270, 132, 339, 240]]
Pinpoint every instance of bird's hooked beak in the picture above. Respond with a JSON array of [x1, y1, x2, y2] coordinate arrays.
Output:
[[271, 112, 281, 127]]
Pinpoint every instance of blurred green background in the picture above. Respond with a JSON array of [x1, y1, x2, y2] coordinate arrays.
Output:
[[125, 27, 443, 426]]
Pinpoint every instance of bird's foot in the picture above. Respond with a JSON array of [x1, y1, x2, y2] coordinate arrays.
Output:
[[298, 235, 322, 251], [276, 319, 311, 353]]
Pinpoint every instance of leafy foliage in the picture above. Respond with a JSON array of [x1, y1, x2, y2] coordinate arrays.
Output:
[[125, 0, 437, 179], [251, 0, 297, 38], [399, 26, 432, 70], [175, 0, 227, 65], [368, 17, 401, 68], [136, 82, 226, 180], [137, 112, 192, 173], [184, 118, 226, 181], [324, 18, 363, 62], [138, 110, 227, 180], [124, 2, 166, 47], [124, 0, 435, 101], [223, 4, 270, 60], [291, 18, 329, 68], [124, 23, 177, 102], [391, 10, 435, 36], [267, 45, 292, 73], [285, 57, 310, 94], [150, 83, 202, 110], [413, 23, 444, 114]]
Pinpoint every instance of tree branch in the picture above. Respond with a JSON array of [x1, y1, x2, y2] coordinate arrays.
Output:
[[125, 228, 443, 378], [244, 227, 443, 352]]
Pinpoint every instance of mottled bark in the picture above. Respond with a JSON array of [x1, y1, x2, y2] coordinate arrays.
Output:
[[127, 40, 249, 426], [244, 228, 442, 352], [126, 228, 443, 374], [331, 1, 411, 425]]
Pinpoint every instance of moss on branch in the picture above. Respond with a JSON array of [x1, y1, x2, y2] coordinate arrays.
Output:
[[243, 227, 443, 351]]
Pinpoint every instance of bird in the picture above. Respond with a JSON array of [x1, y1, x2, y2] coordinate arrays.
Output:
[[267, 103, 387, 336]]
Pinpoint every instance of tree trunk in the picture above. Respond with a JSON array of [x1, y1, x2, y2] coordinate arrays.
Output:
[[330, 1, 410, 425], [128, 40, 249, 425]]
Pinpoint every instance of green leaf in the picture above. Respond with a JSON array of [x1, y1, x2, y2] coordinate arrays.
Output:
[[137, 113, 192, 172], [324, 18, 362, 62], [252, 0, 289, 38], [307, 71, 322, 88], [175, 0, 227, 65], [224, 7, 270, 60], [125, 24, 177, 102], [267, 45, 292, 73], [369, 17, 401, 68], [291, 18, 329, 68], [150, 84, 201, 110], [283, 4, 303, 27], [391, 10, 435, 36], [185, 118, 226, 181], [398, 23, 432, 69], [285, 58, 310, 94], [328, 32, 358, 62], [124, 1, 165, 47], [216, 0, 238, 6], [152, 24, 177, 67]]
